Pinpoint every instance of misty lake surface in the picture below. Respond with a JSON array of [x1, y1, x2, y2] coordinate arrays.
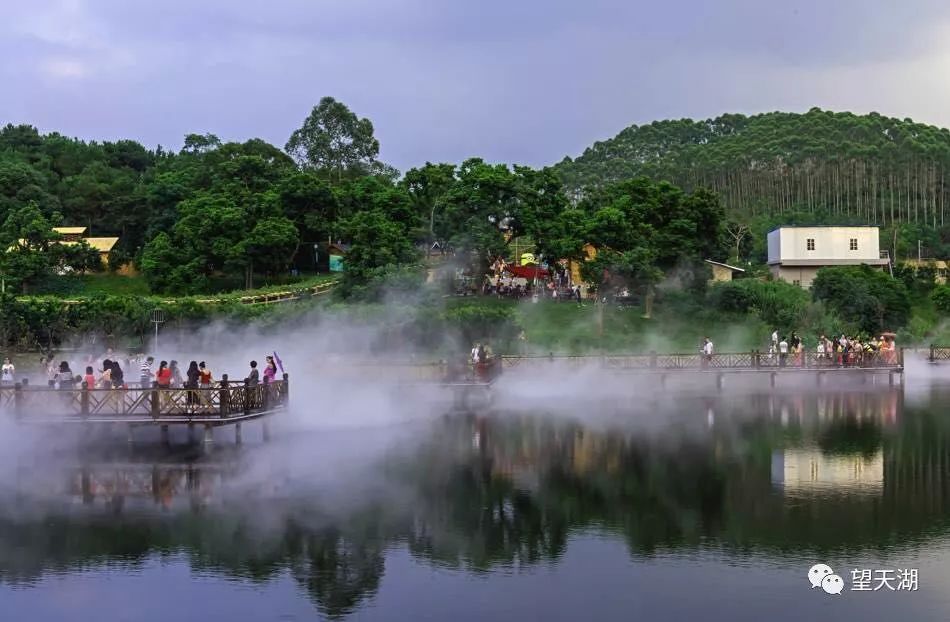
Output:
[[3, 372, 950, 621]]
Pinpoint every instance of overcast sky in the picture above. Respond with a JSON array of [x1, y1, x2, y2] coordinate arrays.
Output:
[[4, 0, 950, 171]]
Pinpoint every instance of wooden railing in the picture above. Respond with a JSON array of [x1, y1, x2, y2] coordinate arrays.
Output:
[[929, 345, 950, 362], [0, 374, 289, 422], [501, 350, 904, 371]]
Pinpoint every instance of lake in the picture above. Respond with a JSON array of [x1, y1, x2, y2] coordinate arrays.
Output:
[[2, 375, 950, 621]]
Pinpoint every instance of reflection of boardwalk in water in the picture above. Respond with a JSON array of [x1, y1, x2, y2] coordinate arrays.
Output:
[[67, 463, 226, 511], [2, 388, 949, 618]]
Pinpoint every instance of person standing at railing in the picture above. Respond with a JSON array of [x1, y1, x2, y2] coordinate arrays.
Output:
[[778, 337, 789, 367], [169, 360, 183, 389], [139, 356, 154, 389], [263, 355, 277, 384], [1, 357, 14, 387], [156, 361, 171, 388], [99, 360, 114, 389], [701, 338, 714, 368], [198, 362, 212, 409], [185, 361, 200, 406], [246, 360, 259, 386], [110, 360, 125, 389], [83, 366, 95, 389], [56, 362, 74, 389]]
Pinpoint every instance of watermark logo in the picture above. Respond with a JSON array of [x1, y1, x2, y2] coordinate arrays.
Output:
[[808, 564, 842, 595], [808, 563, 919, 595]]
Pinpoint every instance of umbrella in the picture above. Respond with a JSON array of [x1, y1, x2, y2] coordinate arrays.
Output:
[[881, 332, 897, 338], [272, 351, 284, 373]]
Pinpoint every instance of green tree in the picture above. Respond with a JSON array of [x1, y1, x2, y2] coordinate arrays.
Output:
[[242, 216, 300, 288], [338, 209, 420, 300], [811, 265, 910, 333], [285, 97, 381, 181], [403, 162, 457, 252]]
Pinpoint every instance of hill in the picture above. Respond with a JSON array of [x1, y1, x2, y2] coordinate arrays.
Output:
[[553, 108, 950, 228]]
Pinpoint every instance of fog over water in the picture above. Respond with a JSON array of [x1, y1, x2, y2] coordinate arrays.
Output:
[[2, 314, 950, 620]]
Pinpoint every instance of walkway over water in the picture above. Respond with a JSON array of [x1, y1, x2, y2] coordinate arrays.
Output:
[[0, 375, 289, 434], [500, 350, 904, 372], [306, 351, 904, 394]]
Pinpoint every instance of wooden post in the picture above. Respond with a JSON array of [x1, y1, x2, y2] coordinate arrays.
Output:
[[930, 344, 935, 362], [81, 380, 90, 419], [282, 373, 289, 408], [243, 378, 251, 417], [13, 382, 22, 420], [150, 381, 159, 420], [262, 380, 271, 412], [219, 374, 230, 419]]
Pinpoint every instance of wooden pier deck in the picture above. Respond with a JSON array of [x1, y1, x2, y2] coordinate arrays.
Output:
[[0, 374, 289, 444]]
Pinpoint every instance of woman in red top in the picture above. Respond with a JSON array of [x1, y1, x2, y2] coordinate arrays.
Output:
[[83, 366, 96, 389], [156, 360, 172, 387]]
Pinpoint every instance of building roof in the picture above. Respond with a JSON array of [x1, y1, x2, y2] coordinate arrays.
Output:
[[704, 259, 745, 273], [53, 226, 88, 235], [768, 225, 880, 233], [82, 237, 119, 253], [768, 258, 890, 267]]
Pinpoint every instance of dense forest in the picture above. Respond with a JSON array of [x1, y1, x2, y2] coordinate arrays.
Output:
[[555, 108, 950, 229], [0, 96, 729, 300]]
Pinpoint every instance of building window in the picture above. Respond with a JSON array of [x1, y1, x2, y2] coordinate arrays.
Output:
[[806, 238, 815, 251], [793, 279, 801, 287], [849, 238, 858, 251]]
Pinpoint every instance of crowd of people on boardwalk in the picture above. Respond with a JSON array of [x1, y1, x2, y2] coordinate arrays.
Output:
[[0, 349, 283, 391], [768, 330, 898, 367]]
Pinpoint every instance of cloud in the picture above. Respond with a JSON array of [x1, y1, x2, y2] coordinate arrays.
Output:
[[2, 1, 950, 170], [39, 57, 88, 79]]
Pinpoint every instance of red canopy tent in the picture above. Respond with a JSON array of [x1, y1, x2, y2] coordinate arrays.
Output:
[[505, 265, 549, 280]]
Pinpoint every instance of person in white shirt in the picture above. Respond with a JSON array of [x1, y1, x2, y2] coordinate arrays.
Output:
[[701, 338, 714, 367], [778, 338, 789, 367], [0, 357, 14, 386], [771, 330, 779, 347]]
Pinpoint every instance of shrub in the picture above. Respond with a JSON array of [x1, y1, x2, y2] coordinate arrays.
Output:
[[811, 266, 910, 334]]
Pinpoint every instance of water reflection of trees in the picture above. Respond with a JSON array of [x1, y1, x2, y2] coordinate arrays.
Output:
[[2, 388, 950, 617]]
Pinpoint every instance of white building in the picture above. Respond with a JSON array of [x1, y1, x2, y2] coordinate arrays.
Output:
[[767, 226, 890, 288]]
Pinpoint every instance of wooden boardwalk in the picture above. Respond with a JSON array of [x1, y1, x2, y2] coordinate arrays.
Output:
[[0, 374, 289, 444], [499, 350, 904, 372]]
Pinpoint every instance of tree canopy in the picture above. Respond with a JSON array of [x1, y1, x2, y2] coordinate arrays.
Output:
[[555, 108, 950, 230]]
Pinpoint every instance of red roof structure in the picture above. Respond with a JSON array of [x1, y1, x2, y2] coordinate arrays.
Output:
[[505, 265, 549, 280]]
